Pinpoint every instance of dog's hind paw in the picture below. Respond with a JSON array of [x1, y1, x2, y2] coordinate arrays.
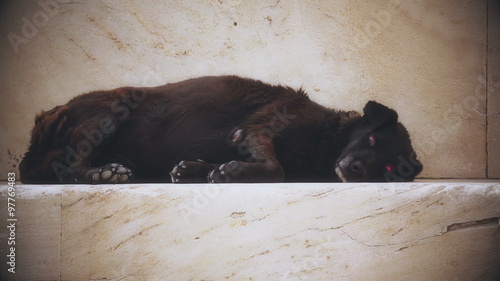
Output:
[[170, 160, 215, 183], [208, 161, 242, 183], [89, 163, 133, 184]]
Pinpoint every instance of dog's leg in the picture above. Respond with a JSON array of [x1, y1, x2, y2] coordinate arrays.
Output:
[[171, 129, 284, 183], [29, 152, 134, 184], [44, 151, 135, 184], [208, 130, 284, 183], [171, 129, 283, 183]]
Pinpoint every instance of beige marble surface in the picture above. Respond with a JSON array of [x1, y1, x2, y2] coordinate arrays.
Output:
[[488, 0, 500, 178], [0, 182, 499, 280], [0, 0, 497, 180]]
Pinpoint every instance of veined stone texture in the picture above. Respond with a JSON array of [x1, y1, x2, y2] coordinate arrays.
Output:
[[0, 182, 499, 280]]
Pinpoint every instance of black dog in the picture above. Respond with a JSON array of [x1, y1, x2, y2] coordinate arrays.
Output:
[[19, 75, 422, 184]]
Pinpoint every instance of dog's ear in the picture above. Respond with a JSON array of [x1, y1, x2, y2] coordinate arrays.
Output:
[[363, 101, 398, 129]]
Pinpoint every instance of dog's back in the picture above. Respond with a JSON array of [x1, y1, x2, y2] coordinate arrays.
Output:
[[20, 76, 338, 183], [20, 76, 421, 184]]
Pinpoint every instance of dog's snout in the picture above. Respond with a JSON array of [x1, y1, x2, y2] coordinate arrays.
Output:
[[336, 155, 367, 181], [350, 160, 365, 175]]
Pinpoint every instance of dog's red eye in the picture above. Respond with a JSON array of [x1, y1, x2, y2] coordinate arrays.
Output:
[[385, 164, 395, 172], [369, 134, 376, 146]]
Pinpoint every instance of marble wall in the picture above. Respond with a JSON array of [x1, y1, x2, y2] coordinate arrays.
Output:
[[0, 182, 499, 280], [0, 0, 498, 180], [1, 3, 498, 280]]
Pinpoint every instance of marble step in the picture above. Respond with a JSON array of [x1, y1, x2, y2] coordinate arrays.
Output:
[[1, 181, 499, 281]]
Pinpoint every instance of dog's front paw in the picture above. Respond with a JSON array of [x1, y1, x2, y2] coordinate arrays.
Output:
[[208, 161, 243, 183], [171, 160, 215, 183], [89, 163, 133, 184]]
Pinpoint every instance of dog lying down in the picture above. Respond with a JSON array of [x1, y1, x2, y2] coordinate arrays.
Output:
[[19, 75, 422, 184]]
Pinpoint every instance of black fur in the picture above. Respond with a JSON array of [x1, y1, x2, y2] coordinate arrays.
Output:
[[19, 75, 422, 184]]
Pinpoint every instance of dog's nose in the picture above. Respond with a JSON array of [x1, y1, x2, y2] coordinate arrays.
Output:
[[350, 160, 365, 176]]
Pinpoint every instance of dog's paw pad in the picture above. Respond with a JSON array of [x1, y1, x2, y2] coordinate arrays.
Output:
[[170, 161, 184, 183], [170, 160, 214, 183], [208, 161, 240, 183], [90, 163, 132, 184], [208, 164, 226, 183]]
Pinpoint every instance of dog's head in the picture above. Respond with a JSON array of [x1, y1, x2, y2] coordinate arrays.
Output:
[[335, 101, 422, 182]]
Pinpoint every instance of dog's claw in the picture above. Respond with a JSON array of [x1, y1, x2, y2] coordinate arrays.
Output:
[[171, 160, 215, 183], [207, 161, 240, 183]]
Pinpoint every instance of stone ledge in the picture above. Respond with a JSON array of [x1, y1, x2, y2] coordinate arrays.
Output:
[[0, 182, 499, 281]]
